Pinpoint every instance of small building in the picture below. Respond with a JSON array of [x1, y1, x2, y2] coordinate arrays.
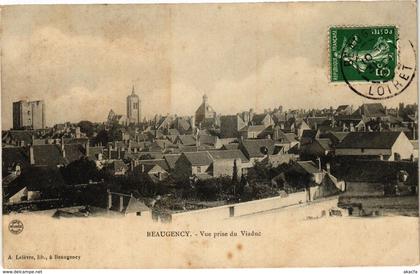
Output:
[[107, 191, 151, 218], [173, 151, 213, 180], [335, 131, 414, 161]]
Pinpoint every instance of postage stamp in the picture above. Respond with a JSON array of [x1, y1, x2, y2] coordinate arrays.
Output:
[[329, 26, 398, 82], [329, 25, 416, 100]]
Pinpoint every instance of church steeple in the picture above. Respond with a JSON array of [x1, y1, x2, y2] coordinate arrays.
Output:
[[131, 85, 135, 95]]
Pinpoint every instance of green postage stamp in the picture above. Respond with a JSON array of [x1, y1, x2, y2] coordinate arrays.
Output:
[[329, 26, 398, 82]]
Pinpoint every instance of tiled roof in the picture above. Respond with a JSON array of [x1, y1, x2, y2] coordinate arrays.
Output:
[[198, 134, 217, 145], [336, 131, 403, 149], [139, 159, 169, 171], [222, 143, 240, 150], [316, 138, 333, 151], [33, 145, 67, 166], [177, 135, 196, 146], [183, 151, 213, 166], [64, 144, 85, 163], [301, 129, 318, 139], [252, 113, 270, 125], [208, 149, 248, 163], [336, 105, 351, 112], [354, 103, 387, 117], [163, 154, 181, 170], [240, 125, 267, 133], [240, 139, 276, 158], [296, 161, 321, 174], [2, 147, 30, 170]]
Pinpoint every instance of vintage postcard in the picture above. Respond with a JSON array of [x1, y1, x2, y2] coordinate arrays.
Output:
[[1, 1, 419, 269]]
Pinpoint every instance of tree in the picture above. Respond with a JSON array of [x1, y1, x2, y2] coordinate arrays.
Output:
[[77, 120, 95, 137], [60, 157, 101, 185], [232, 159, 238, 184], [94, 130, 110, 146]]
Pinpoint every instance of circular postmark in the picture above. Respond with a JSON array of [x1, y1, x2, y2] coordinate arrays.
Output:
[[340, 36, 416, 100], [9, 219, 24, 234]]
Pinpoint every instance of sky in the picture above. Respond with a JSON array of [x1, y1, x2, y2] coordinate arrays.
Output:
[[1, 2, 418, 129]]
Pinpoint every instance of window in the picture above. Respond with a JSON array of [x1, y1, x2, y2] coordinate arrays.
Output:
[[394, 153, 401, 161], [361, 148, 365, 153], [136, 212, 141, 216], [197, 166, 201, 173]]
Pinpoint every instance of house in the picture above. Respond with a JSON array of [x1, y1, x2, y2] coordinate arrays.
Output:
[[335, 115, 367, 132], [174, 116, 193, 135], [29, 144, 67, 167], [335, 105, 353, 116], [105, 160, 128, 176], [277, 161, 343, 201], [208, 150, 249, 177], [410, 140, 418, 160], [239, 125, 269, 139], [305, 117, 331, 130], [3, 166, 66, 204], [107, 191, 151, 218], [300, 129, 320, 146], [250, 113, 274, 127], [163, 154, 181, 171], [321, 131, 349, 146], [2, 147, 30, 176], [175, 135, 196, 146], [300, 138, 333, 160], [220, 115, 247, 138], [173, 151, 213, 180], [335, 131, 414, 161], [353, 103, 388, 119], [238, 139, 279, 162], [290, 119, 311, 138]]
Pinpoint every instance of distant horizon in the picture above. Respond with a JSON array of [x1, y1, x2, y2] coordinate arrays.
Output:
[[3, 95, 418, 130], [2, 4, 417, 129]]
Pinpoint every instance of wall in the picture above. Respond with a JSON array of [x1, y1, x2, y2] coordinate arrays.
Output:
[[170, 191, 307, 222], [213, 158, 242, 177], [391, 133, 414, 160], [31, 101, 45, 129], [335, 148, 391, 157]]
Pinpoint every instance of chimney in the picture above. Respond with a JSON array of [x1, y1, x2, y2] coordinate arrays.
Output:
[[117, 148, 121, 159], [158, 172, 162, 181], [108, 145, 112, 159], [84, 142, 89, 157], [60, 137, 65, 158], [31, 134, 35, 146], [29, 146, 35, 165], [142, 164, 145, 173], [107, 189, 112, 210], [127, 140, 132, 152], [191, 116, 196, 132], [317, 157, 322, 171], [326, 163, 331, 173], [119, 195, 124, 212]]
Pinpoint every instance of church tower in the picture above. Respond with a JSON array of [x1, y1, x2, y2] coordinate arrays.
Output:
[[127, 86, 141, 125]]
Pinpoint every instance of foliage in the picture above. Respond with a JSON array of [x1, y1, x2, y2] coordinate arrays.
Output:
[[77, 120, 95, 137], [60, 157, 102, 185]]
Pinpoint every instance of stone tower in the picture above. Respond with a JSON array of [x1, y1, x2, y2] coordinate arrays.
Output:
[[13, 100, 45, 130], [195, 94, 216, 126], [127, 86, 141, 125]]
